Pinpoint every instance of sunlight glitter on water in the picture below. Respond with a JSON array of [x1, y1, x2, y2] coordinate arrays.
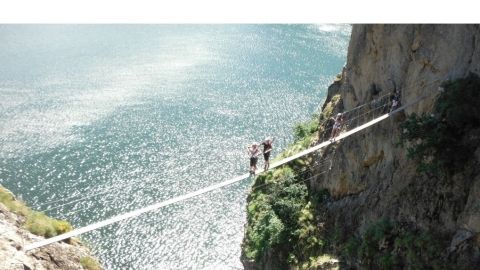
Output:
[[0, 24, 350, 269]]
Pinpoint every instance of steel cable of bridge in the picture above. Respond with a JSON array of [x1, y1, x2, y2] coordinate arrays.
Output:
[[35, 77, 442, 212], [25, 78, 444, 251]]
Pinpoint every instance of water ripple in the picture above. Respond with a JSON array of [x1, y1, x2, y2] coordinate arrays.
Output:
[[0, 24, 351, 269]]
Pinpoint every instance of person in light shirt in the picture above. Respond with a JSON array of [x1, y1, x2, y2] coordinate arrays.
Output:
[[330, 113, 344, 142], [247, 142, 261, 175]]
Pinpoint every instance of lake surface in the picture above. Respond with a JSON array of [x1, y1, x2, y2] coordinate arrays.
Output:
[[0, 24, 350, 269]]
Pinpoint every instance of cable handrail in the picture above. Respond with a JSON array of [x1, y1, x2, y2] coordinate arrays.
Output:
[[37, 78, 442, 212], [35, 90, 392, 212], [24, 85, 440, 251]]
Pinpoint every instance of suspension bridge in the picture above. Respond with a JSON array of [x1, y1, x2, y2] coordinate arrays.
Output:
[[24, 81, 441, 251]]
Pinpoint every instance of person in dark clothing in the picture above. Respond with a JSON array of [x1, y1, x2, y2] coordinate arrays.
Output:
[[390, 91, 401, 112], [323, 116, 336, 141], [261, 137, 274, 171]]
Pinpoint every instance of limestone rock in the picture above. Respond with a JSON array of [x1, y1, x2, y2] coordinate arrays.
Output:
[[311, 24, 480, 267], [0, 198, 100, 270]]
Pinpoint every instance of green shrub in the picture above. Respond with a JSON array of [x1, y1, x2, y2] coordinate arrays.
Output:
[[244, 93, 337, 266], [319, 94, 341, 122], [341, 219, 445, 269], [244, 161, 321, 263], [25, 212, 57, 238], [272, 166, 295, 181], [0, 187, 30, 216], [245, 199, 285, 260], [344, 237, 360, 259], [270, 175, 308, 232], [80, 256, 102, 270], [399, 113, 451, 174], [399, 73, 480, 175], [355, 219, 394, 267], [378, 253, 394, 269], [292, 98, 335, 142], [312, 189, 331, 205], [1, 185, 73, 238], [294, 118, 319, 142], [295, 202, 323, 252], [23, 210, 73, 238]]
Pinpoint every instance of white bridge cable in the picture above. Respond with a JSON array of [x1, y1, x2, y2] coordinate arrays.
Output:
[[43, 158, 334, 218], [56, 84, 421, 210], [58, 157, 334, 219], [251, 158, 334, 192], [36, 176, 150, 210], [24, 84, 440, 251], [34, 92, 394, 213], [251, 91, 439, 196], [315, 92, 392, 117], [43, 103, 384, 215]]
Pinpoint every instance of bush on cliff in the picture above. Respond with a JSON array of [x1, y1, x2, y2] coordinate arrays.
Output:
[[244, 143, 325, 268], [243, 93, 341, 268], [399, 73, 480, 175], [294, 118, 319, 142], [340, 219, 445, 269], [80, 256, 103, 270], [244, 192, 285, 260], [0, 185, 73, 238]]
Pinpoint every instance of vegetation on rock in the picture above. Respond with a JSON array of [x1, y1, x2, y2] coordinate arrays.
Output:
[[339, 219, 445, 270], [243, 94, 342, 269], [0, 185, 73, 238], [399, 73, 480, 176], [80, 256, 103, 270]]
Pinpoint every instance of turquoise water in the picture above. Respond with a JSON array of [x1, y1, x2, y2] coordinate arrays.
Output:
[[0, 25, 350, 269]]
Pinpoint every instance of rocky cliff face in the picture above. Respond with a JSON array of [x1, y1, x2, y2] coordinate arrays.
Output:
[[340, 24, 480, 114], [0, 188, 101, 270], [311, 24, 480, 267], [242, 24, 480, 270]]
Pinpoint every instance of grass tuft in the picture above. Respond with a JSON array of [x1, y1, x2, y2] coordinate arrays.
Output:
[[80, 256, 103, 270], [0, 185, 73, 238]]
